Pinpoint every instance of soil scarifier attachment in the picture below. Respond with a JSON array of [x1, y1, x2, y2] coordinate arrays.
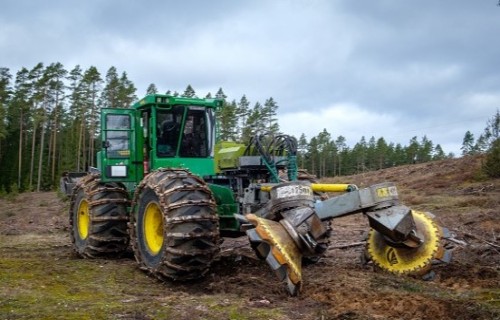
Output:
[[241, 181, 452, 296]]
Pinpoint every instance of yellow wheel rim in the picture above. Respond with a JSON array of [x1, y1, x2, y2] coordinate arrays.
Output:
[[367, 210, 441, 275], [144, 202, 164, 255], [77, 199, 90, 240]]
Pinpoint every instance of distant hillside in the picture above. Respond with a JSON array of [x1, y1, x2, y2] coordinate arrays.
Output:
[[326, 155, 487, 192]]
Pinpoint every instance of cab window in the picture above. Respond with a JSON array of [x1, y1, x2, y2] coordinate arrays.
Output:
[[106, 114, 130, 158]]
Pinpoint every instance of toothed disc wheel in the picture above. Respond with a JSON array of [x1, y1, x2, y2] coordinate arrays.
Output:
[[130, 169, 220, 281], [366, 211, 442, 275]]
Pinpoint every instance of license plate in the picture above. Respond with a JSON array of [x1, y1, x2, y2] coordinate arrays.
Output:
[[276, 185, 312, 198], [376, 186, 398, 198]]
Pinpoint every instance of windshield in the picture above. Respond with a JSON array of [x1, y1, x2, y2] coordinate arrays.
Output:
[[156, 106, 214, 158]]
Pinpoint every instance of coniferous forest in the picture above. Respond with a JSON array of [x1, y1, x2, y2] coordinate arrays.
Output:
[[1, 63, 496, 193]]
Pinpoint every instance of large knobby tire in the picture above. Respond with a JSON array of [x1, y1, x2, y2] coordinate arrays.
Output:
[[130, 169, 220, 281], [69, 174, 130, 257]]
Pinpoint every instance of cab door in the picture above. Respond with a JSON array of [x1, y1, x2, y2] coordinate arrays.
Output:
[[100, 108, 139, 183]]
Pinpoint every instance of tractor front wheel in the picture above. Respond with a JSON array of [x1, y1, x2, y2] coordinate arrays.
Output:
[[130, 169, 220, 281]]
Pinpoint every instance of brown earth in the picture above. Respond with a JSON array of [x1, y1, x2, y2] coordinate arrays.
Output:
[[0, 155, 498, 319]]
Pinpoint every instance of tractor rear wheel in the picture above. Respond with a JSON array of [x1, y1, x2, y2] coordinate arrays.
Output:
[[69, 174, 130, 257], [130, 169, 220, 281]]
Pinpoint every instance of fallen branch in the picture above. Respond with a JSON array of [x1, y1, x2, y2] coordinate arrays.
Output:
[[220, 243, 250, 253], [447, 237, 468, 246], [329, 241, 366, 250], [484, 240, 500, 249]]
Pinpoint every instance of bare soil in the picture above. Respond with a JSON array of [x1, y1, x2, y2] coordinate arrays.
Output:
[[0, 155, 498, 319]]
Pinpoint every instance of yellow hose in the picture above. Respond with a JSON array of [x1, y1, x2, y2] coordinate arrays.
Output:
[[260, 183, 355, 193]]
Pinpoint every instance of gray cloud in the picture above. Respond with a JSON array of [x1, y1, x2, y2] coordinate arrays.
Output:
[[1, 0, 499, 155]]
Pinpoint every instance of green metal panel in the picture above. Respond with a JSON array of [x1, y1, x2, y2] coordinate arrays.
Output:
[[152, 158, 216, 177], [208, 183, 240, 232], [99, 108, 140, 184], [214, 141, 246, 172], [133, 94, 222, 110]]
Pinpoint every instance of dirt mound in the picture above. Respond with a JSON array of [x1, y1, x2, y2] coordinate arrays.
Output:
[[0, 156, 499, 319]]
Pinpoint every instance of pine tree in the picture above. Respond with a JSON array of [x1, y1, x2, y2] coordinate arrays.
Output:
[[11, 68, 31, 189], [117, 71, 137, 108], [82, 66, 102, 168], [241, 102, 262, 142], [482, 109, 500, 148], [352, 136, 367, 173], [317, 129, 331, 177], [236, 95, 250, 141], [27, 63, 45, 191], [433, 144, 446, 160], [215, 87, 227, 100], [393, 143, 406, 165], [262, 97, 279, 135], [474, 134, 488, 153], [335, 135, 347, 175], [217, 99, 238, 141], [483, 139, 500, 178], [308, 137, 319, 176], [461, 131, 476, 156], [375, 137, 388, 169], [297, 133, 308, 168], [366, 136, 377, 169], [0, 68, 12, 190], [0, 68, 12, 157], [406, 136, 420, 163], [146, 83, 158, 95], [182, 84, 196, 98], [418, 135, 433, 162], [44, 62, 67, 185], [101, 67, 120, 108], [481, 109, 500, 177], [67, 65, 86, 172]]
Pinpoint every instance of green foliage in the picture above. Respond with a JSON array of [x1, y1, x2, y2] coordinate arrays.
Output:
[[482, 138, 500, 178], [9, 182, 19, 196], [146, 83, 158, 95], [0, 62, 457, 190], [182, 84, 196, 98], [467, 109, 500, 155], [461, 130, 476, 156], [0, 63, 138, 191]]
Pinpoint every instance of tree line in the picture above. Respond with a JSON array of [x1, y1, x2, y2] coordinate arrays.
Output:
[[0, 63, 136, 193], [460, 109, 500, 178], [0, 63, 464, 193]]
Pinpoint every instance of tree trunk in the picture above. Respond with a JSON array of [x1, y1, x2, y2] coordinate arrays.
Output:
[[77, 120, 83, 171], [37, 114, 46, 192], [51, 109, 58, 183], [29, 121, 37, 191], [18, 110, 23, 189]]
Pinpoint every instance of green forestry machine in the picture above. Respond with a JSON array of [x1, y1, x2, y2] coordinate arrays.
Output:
[[61, 94, 452, 295]]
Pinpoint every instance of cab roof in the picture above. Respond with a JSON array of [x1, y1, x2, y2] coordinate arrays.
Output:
[[132, 94, 222, 110]]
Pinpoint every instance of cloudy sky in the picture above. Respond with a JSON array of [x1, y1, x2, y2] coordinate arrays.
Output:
[[1, 0, 499, 155]]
